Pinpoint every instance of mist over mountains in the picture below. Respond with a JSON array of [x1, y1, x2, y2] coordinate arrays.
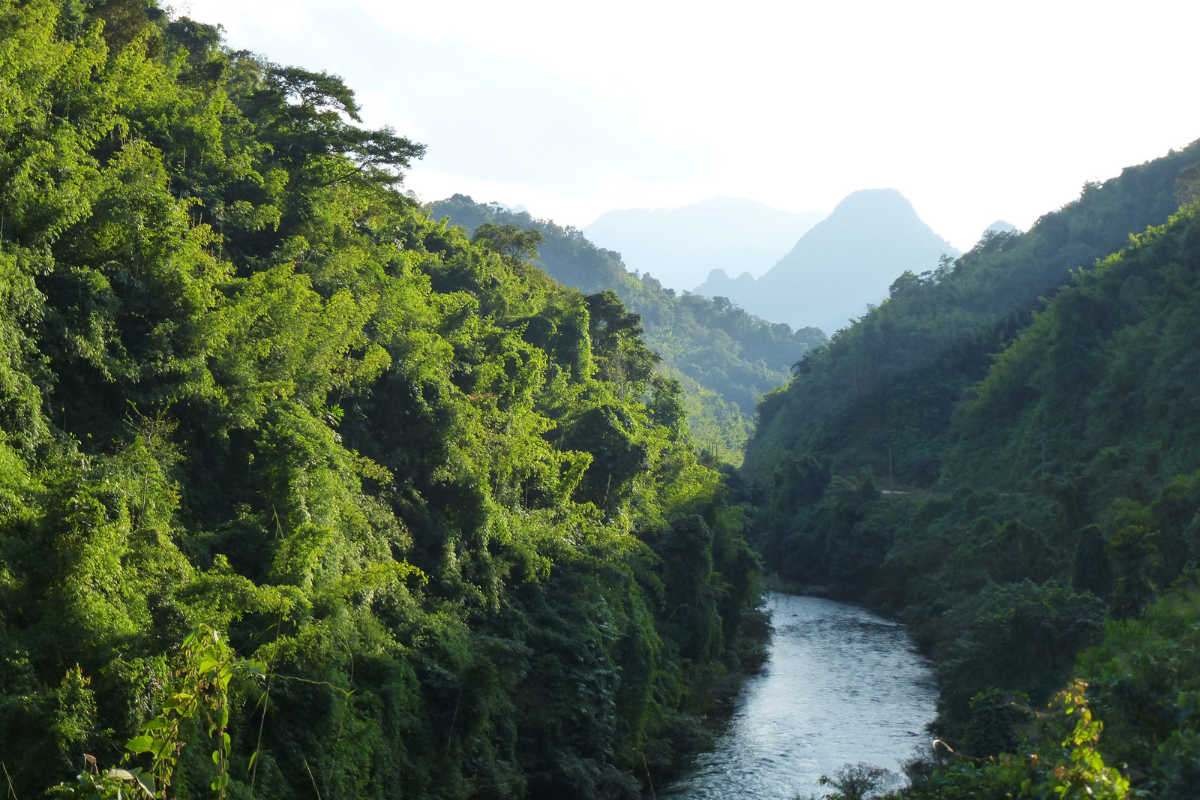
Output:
[[694, 189, 960, 334], [583, 198, 825, 293]]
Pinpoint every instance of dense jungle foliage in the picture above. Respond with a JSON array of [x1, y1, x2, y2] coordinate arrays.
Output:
[[749, 144, 1200, 796], [0, 3, 769, 798], [427, 195, 826, 465]]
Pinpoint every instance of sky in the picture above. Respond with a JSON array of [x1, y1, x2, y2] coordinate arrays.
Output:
[[181, 0, 1200, 252]]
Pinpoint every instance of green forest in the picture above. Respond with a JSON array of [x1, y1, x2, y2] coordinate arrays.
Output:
[[425, 195, 826, 466], [4, 2, 1200, 800], [751, 144, 1200, 796], [0, 3, 767, 798]]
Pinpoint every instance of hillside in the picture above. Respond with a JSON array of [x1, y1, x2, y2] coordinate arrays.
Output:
[[0, 5, 767, 798], [694, 188, 959, 334], [745, 149, 1200, 486], [747, 144, 1200, 795], [582, 198, 825, 293], [428, 195, 826, 463]]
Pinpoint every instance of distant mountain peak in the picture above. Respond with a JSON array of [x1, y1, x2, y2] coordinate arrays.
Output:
[[983, 220, 1018, 237], [830, 187, 921, 218], [693, 188, 958, 334]]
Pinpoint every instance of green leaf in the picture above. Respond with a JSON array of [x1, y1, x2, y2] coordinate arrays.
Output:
[[135, 773, 156, 796], [125, 736, 154, 754], [106, 769, 135, 780]]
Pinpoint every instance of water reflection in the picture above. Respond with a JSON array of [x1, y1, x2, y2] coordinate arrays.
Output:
[[660, 593, 937, 799]]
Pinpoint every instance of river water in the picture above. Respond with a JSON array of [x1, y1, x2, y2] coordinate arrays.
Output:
[[661, 593, 938, 800]]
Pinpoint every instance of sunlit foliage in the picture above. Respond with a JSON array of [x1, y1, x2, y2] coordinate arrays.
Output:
[[0, 4, 765, 797], [427, 195, 826, 465]]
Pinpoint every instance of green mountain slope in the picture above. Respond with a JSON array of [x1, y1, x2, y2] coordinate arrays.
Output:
[[949, 200, 1200, 489], [748, 146, 1200, 795], [0, 4, 766, 798], [746, 143, 1200, 487], [428, 195, 826, 464], [894, 194, 1200, 800]]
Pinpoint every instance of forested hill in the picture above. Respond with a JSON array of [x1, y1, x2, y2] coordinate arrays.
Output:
[[428, 195, 826, 464], [0, 4, 768, 798], [750, 144, 1200, 796], [747, 144, 1200, 485]]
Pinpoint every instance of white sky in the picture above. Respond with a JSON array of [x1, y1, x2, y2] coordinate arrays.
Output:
[[181, 0, 1200, 251]]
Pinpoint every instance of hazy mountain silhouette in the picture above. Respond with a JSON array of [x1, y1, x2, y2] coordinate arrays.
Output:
[[983, 219, 1018, 237], [583, 198, 825, 293], [694, 189, 959, 334]]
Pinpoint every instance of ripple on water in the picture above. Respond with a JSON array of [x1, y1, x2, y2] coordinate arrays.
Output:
[[659, 593, 937, 800]]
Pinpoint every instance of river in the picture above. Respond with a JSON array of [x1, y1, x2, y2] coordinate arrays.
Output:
[[660, 593, 938, 799]]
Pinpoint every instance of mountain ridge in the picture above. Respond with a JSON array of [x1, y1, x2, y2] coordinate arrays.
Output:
[[695, 188, 959, 334]]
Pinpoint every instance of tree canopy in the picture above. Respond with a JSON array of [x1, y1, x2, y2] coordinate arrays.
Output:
[[746, 137, 1200, 797], [427, 195, 826, 465], [0, 4, 766, 798]]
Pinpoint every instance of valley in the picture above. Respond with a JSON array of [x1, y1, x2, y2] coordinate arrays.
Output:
[[1, 3, 1199, 800]]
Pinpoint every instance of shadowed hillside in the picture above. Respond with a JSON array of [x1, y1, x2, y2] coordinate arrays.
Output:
[[747, 142, 1200, 797]]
